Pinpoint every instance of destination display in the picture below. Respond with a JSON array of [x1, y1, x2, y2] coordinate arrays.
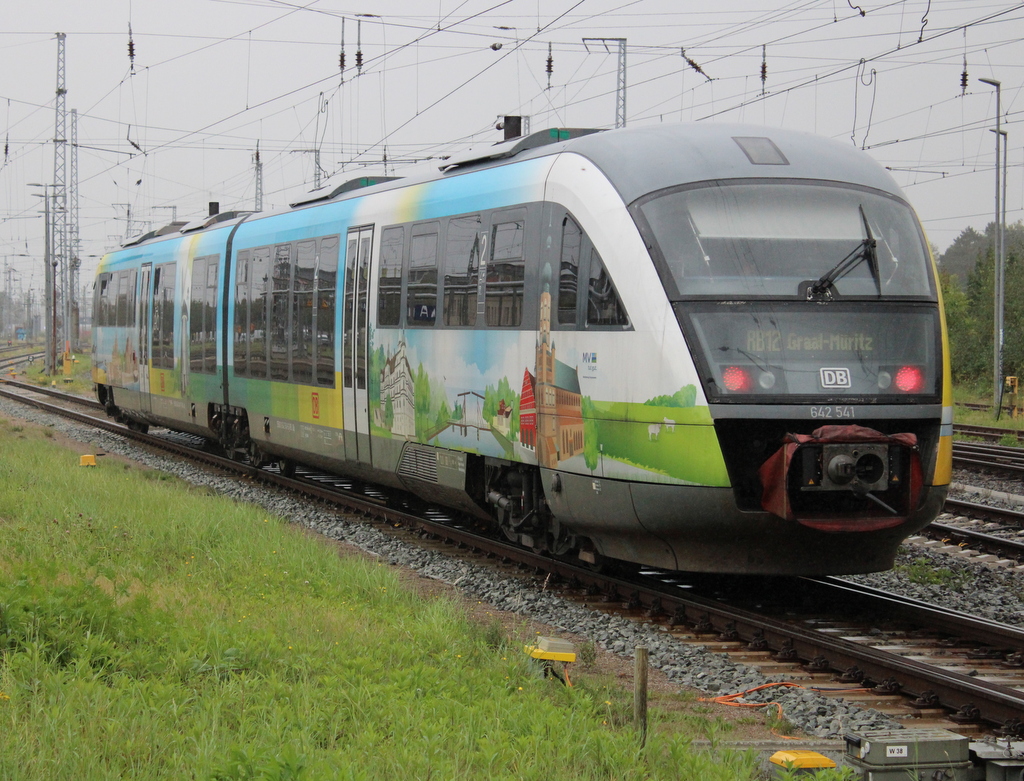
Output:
[[683, 306, 939, 399]]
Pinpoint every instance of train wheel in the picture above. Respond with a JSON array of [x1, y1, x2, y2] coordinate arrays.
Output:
[[248, 442, 268, 469], [278, 458, 296, 478]]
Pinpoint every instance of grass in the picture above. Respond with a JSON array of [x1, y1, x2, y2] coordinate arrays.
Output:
[[953, 382, 1024, 432], [18, 349, 94, 397], [0, 416, 762, 780], [893, 557, 969, 589]]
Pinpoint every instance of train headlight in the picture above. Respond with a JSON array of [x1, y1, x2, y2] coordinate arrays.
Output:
[[758, 370, 777, 390], [877, 371, 892, 390], [894, 365, 924, 393], [722, 366, 752, 392]]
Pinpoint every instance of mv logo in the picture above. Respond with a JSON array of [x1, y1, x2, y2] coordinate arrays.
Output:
[[819, 367, 851, 389]]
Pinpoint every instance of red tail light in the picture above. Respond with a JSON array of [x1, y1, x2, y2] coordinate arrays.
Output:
[[894, 365, 924, 393], [722, 366, 753, 392]]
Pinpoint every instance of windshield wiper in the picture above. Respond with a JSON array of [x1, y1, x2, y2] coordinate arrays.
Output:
[[807, 205, 879, 300]]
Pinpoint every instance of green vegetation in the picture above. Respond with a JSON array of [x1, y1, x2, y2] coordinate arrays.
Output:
[[0, 417, 759, 780], [20, 350, 94, 397], [894, 557, 969, 589], [940, 222, 1024, 391]]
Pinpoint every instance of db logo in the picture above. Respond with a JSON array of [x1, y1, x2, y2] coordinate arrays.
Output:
[[311, 392, 320, 419], [819, 368, 851, 389]]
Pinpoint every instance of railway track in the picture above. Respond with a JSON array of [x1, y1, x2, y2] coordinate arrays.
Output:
[[3, 379, 1024, 736], [953, 439, 1024, 478]]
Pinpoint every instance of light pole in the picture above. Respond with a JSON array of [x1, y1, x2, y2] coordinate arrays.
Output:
[[979, 77, 1006, 414], [29, 183, 57, 374]]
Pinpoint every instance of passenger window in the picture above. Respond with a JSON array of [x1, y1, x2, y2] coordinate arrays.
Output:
[[249, 247, 271, 379], [234, 251, 250, 377], [443, 214, 481, 327], [378, 227, 404, 327], [557, 217, 581, 326], [152, 263, 177, 370], [96, 274, 112, 327], [586, 249, 629, 327], [115, 271, 130, 329], [270, 244, 292, 381], [293, 240, 316, 385], [189, 257, 206, 372], [407, 226, 438, 326], [127, 269, 137, 329], [204, 260, 218, 373], [487, 213, 525, 327], [316, 235, 339, 387]]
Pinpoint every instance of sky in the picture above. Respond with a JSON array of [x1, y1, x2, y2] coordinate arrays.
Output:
[[1, 0, 1022, 304]]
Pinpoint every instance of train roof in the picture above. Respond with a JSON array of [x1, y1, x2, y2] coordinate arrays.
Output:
[[510, 122, 905, 206], [115, 122, 904, 252]]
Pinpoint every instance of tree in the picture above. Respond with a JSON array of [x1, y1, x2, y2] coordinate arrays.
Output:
[[938, 226, 987, 287]]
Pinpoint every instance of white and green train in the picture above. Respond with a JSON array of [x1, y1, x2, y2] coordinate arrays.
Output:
[[93, 122, 953, 575]]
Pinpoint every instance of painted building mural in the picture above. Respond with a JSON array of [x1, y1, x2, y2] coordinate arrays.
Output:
[[369, 266, 724, 487]]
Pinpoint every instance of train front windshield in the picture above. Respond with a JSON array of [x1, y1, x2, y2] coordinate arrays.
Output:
[[635, 181, 934, 300], [633, 181, 941, 401]]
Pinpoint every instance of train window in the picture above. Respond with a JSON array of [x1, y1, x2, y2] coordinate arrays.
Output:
[[586, 249, 629, 327], [234, 250, 250, 377], [248, 247, 271, 379], [635, 182, 934, 300], [443, 215, 481, 327], [557, 217, 581, 326], [270, 244, 292, 382], [115, 271, 130, 329], [127, 269, 137, 329], [293, 240, 316, 385], [487, 214, 525, 327], [378, 227, 404, 327], [204, 259, 219, 373], [316, 235, 339, 387], [190, 257, 207, 372], [355, 232, 372, 390], [407, 225, 439, 326], [152, 263, 176, 370], [96, 274, 111, 328], [187, 255, 219, 375]]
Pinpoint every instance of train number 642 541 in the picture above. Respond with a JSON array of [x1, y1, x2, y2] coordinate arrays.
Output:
[[810, 405, 855, 419]]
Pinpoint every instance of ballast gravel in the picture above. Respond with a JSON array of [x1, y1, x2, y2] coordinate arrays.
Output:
[[4, 398, 1023, 739]]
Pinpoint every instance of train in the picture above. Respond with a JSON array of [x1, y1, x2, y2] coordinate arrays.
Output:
[[92, 122, 952, 575]]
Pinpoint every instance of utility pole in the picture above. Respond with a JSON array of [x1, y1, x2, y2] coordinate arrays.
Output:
[[980, 77, 1006, 414], [292, 149, 323, 189], [114, 203, 138, 240], [153, 205, 179, 224], [69, 106, 80, 350], [583, 37, 627, 128], [254, 142, 264, 212], [43, 190, 55, 373], [53, 32, 69, 357]]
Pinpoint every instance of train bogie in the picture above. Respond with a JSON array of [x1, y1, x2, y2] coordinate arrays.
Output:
[[93, 122, 952, 575]]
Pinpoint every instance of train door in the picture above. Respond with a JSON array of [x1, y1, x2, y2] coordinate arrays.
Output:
[[138, 263, 153, 413], [342, 225, 374, 463]]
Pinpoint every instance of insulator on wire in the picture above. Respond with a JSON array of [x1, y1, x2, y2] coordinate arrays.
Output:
[[546, 42, 553, 91], [339, 51, 346, 72], [357, 18, 363, 75], [960, 57, 968, 95], [681, 48, 710, 82], [760, 44, 767, 94], [128, 23, 136, 73]]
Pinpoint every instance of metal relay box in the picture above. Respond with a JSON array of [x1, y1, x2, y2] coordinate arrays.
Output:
[[845, 728, 972, 780]]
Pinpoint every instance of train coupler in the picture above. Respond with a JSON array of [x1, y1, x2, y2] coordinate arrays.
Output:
[[758, 424, 923, 532]]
